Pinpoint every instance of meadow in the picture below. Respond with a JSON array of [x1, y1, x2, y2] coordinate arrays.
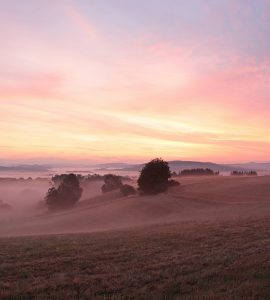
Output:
[[1, 217, 269, 299], [0, 176, 269, 299]]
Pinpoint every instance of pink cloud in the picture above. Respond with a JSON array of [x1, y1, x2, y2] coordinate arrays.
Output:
[[0, 72, 65, 99], [62, 0, 98, 39]]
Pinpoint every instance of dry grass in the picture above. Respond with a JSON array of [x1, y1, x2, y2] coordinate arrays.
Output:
[[1, 217, 269, 299]]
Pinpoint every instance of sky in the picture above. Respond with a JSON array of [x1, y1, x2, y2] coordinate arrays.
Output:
[[0, 0, 270, 164]]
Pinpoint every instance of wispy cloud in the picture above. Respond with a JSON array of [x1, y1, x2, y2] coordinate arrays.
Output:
[[62, 0, 98, 39], [0, 0, 270, 162]]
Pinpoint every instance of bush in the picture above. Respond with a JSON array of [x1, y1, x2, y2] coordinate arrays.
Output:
[[120, 184, 136, 196], [45, 173, 82, 210], [101, 174, 123, 193], [168, 179, 180, 187], [138, 158, 171, 195], [0, 200, 12, 211]]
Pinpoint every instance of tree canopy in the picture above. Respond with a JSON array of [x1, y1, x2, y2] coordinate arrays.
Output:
[[138, 158, 171, 194], [45, 173, 82, 210]]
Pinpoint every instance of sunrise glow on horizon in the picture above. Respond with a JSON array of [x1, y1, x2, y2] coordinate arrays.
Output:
[[1, 0, 270, 164]]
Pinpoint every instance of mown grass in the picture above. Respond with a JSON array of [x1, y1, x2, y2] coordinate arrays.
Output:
[[0, 218, 269, 299]]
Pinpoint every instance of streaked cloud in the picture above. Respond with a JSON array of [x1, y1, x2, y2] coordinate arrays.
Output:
[[63, 0, 98, 39], [0, 0, 270, 163]]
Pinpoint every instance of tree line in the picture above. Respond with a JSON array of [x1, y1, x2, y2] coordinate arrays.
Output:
[[45, 158, 179, 211], [44, 158, 259, 211], [179, 168, 219, 176], [230, 170, 258, 176]]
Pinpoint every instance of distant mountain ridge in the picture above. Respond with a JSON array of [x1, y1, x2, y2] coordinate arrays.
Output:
[[118, 161, 235, 172], [92, 163, 131, 169], [93, 160, 270, 172], [1, 161, 269, 174], [229, 162, 270, 171], [0, 165, 50, 172]]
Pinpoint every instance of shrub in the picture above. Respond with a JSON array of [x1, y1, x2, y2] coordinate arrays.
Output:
[[138, 158, 171, 195], [45, 173, 82, 210], [0, 200, 12, 210], [120, 184, 136, 196], [101, 174, 123, 193], [168, 179, 180, 187]]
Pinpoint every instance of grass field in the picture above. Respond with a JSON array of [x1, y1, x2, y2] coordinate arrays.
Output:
[[1, 217, 269, 299], [1, 176, 270, 237]]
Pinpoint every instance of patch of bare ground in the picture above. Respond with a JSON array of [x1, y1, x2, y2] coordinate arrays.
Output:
[[0, 217, 269, 299]]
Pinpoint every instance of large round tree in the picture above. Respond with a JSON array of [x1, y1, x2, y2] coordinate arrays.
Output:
[[138, 158, 171, 194], [45, 173, 82, 210]]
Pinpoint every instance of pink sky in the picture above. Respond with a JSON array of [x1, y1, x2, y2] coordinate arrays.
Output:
[[0, 0, 270, 163]]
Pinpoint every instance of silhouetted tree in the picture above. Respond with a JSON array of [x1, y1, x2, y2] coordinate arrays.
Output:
[[180, 168, 216, 176], [167, 179, 180, 187], [138, 158, 171, 194], [101, 174, 123, 193], [231, 170, 257, 176], [51, 174, 69, 187], [45, 173, 82, 210], [120, 184, 136, 196]]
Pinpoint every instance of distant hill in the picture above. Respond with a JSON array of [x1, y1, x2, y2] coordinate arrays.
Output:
[[168, 161, 233, 172], [92, 163, 132, 170], [0, 165, 50, 172], [228, 162, 270, 171], [1, 161, 269, 175], [94, 160, 253, 172]]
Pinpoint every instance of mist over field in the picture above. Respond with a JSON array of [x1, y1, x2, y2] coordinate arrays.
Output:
[[0, 177, 104, 217], [0, 171, 269, 237], [1, 170, 269, 298]]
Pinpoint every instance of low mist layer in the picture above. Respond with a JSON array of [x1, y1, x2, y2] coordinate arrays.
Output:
[[0, 175, 269, 237]]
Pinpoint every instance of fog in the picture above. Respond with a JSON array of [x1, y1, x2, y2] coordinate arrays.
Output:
[[0, 176, 270, 237], [0, 178, 104, 211], [0, 180, 49, 210], [0, 178, 104, 231]]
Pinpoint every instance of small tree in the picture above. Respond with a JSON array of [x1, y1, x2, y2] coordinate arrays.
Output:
[[45, 173, 82, 210], [0, 199, 12, 210], [168, 179, 180, 187], [120, 184, 136, 196], [101, 174, 123, 193], [138, 158, 171, 194]]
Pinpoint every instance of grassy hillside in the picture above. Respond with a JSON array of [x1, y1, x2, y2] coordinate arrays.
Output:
[[1, 217, 269, 299], [1, 176, 270, 237]]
